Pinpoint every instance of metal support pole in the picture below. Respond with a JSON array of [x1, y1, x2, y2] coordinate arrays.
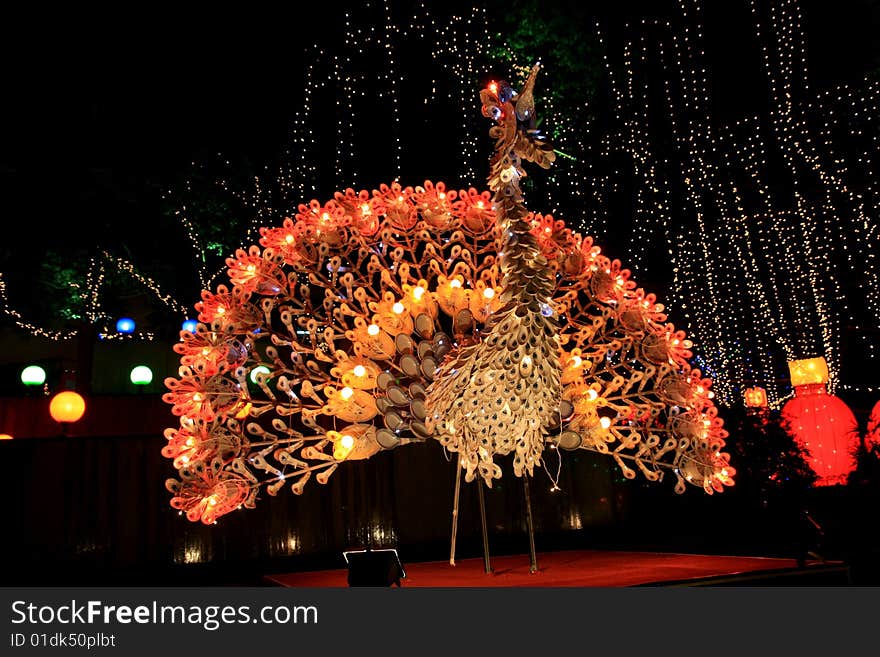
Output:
[[449, 456, 463, 566], [477, 479, 492, 574], [522, 475, 538, 573]]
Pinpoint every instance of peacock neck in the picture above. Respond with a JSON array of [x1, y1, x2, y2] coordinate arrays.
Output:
[[489, 149, 556, 316]]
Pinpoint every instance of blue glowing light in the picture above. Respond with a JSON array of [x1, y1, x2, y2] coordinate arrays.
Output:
[[115, 317, 136, 334], [181, 319, 198, 333]]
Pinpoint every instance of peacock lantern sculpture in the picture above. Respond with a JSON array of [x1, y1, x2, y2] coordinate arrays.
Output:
[[162, 65, 735, 526]]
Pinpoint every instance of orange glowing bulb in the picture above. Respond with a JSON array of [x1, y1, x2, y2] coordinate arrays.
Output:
[[392, 302, 405, 314], [340, 387, 354, 400], [483, 287, 495, 299], [353, 365, 367, 378], [599, 417, 612, 429], [367, 324, 380, 336], [449, 279, 461, 289], [49, 391, 86, 424]]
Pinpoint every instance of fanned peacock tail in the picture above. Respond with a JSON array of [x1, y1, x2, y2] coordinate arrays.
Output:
[[162, 66, 734, 525]]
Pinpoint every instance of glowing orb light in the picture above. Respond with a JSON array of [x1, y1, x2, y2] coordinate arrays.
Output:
[[182, 319, 198, 333], [20, 365, 46, 386], [130, 365, 154, 386], [49, 391, 86, 424], [249, 366, 271, 384], [116, 317, 136, 334]]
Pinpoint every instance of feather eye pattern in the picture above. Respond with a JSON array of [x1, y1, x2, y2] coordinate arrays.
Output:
[[163, 69, 733, 525]]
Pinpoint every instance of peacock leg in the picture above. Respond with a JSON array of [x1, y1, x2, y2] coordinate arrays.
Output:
[[522, 474, 538, 574]]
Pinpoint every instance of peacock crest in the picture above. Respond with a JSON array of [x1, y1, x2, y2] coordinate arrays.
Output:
[[163, 65, 734, 524]]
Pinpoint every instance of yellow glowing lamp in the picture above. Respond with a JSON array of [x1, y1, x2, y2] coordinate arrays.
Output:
[[743, 386, 768, 408], [0, 434, 12, 440], [234, 402, 253, 420], [787, 357, 829, 387], [49, 391, 86, 423], [333, 433, 356, 460]]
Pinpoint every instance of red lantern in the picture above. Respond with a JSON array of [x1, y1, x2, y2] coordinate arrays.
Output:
[[867, 400, 880, 451], [781, 384, 858, 487], [744, 387, 768, 409]]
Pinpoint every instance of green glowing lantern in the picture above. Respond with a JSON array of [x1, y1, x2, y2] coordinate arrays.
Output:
[[249, 365, 271, 384], [21, 365, 46, 386], [130, 365, 154, 386]]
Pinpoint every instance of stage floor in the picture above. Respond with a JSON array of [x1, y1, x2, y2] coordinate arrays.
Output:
[[265, 549, 815, 587]]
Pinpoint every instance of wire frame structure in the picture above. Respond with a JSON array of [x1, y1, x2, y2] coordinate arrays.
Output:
[[163, 66, 734, 524]]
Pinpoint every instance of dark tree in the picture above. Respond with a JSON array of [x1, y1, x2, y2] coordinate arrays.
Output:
[[727, 406, 817, 504]]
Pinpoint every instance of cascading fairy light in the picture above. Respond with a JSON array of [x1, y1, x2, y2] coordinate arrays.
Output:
[[84, 259, 104, 325], [668, 20, 750, 401], [751, 0, 843, 391], [786, 52, 880, 328], [100, 252, 189, 317], [382, 0, 402, 179], [680, 2, 780, 400], [585, 0, 878, 406], [0, 272, 78, 341], [174, 201, 210, 289], [689, 0, 820, 400], [811, 80, 880, 386], [426, 3, 493, 184], [338, 10, 357, 188]]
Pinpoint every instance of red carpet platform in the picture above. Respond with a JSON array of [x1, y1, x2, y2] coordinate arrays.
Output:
[[265, 549, 847, 587]]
